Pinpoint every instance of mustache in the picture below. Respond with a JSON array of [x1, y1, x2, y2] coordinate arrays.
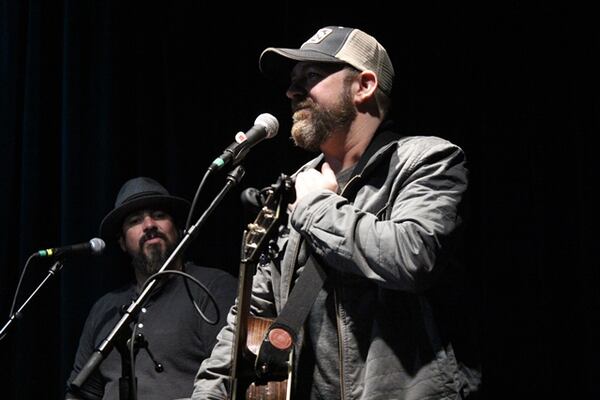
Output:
[[139, 229, 168, 248], [292, 99, 314, 113]]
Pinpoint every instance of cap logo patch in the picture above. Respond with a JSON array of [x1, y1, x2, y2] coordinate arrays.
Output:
[[303, 28, 333, 46]]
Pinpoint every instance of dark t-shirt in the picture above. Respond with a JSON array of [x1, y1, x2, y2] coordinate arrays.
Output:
[[65, 263, 237, 400]]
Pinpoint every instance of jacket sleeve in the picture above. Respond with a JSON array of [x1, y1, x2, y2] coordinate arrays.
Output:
[[290, 139, 468, 293], [191, 261, 278, 399]]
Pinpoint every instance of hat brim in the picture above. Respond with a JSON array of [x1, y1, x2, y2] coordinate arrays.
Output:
[[259, 47, 346, 82], [99, 195, 191, 240]]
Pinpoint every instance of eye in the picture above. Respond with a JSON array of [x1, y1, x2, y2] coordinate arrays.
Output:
[[124, 215, 142, 227], [151, 210, 167, 220], [305, 71, 326, 84]]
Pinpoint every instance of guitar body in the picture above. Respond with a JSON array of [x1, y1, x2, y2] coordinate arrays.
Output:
[[243, 316, 291, 400], [245, 379, 289, 400]]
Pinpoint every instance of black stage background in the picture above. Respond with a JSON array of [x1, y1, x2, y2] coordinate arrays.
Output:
[[1, 1, 598, 399]]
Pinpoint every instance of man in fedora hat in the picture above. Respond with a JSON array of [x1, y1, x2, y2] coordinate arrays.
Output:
[[65, 176, 237, 400]]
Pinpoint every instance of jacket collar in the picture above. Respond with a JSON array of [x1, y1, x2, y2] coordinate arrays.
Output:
[[297, 119, 401, 177], [349, 119, 400, 178]]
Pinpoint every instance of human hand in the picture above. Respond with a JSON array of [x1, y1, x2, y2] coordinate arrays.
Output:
[[290, 162, 339, 211]]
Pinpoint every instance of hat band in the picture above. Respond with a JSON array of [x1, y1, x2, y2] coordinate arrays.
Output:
[[118, 190, 165, 206]]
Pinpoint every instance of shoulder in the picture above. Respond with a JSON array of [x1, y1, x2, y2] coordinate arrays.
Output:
[[183, 263, 237, 285], [393, 135, 466, 168], [397, 135, 462, 153], [181, 263, 238, 304], [89, 283, 134, 313], [367, 121, 466, 169], [80, 284, 134, 332]]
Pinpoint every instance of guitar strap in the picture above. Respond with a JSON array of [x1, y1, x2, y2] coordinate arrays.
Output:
[[254, 253, 326, 379], [255, 126, 401, 379]]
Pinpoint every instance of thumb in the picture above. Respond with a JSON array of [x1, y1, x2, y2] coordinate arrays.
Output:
[[321, 162, 336, 180], [320, 162, 339, 192]]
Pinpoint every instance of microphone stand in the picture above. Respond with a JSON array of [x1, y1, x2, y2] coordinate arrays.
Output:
[[0, 259, 64, 340], [70, 166, 246, 398], [114, 315, 166, 400], [115, 323, 137, 400]]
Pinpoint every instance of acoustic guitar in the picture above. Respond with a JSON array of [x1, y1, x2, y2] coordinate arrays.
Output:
[[229, 174, 295, 400]]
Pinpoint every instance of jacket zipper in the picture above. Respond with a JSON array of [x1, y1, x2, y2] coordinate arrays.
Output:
[[340, 174, 360, 197], [333, 279, 346, 399]]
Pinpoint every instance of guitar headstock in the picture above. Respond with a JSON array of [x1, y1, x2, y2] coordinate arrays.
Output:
[[241, 174, 294, 263]]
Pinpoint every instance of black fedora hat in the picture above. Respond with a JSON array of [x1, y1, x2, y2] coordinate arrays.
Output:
[[99, 177, 190, 240]]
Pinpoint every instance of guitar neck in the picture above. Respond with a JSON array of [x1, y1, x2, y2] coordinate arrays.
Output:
[[228, 174, 295, 400], [229, 259, 255, 399]]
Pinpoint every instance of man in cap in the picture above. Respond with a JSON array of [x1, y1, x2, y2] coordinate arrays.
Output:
[[65, 176, 237, 400], [192, 26, 481, 399]]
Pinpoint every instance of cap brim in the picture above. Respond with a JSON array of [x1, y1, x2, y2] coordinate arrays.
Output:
[[99, 195, 190, 240], [259, 47, 346, 82]]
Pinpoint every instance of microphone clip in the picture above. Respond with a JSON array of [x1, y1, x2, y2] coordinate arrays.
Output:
[[132, 333, 164, 373]]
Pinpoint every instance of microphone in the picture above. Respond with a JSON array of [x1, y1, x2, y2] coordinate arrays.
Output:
[[210, 113, 279, 171], [35, 238, 106, 258]]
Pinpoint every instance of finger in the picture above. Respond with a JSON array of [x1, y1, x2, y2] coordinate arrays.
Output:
[[321, 162, 336, 179], [321, 163, 338, 187]]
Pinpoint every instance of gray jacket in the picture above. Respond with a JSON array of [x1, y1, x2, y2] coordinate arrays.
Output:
[[192, 126, 481, 399]]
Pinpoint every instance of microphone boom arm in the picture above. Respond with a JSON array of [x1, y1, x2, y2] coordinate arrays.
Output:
[[0, 259, 64, 340]]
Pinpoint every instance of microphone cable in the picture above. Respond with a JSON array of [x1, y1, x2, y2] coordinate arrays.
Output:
[[184, 167, 212, 233], [139, 269, 220, 326]]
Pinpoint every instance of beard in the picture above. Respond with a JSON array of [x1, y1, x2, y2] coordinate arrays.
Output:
[[290, 79, 357, 152], [131, 231, 177, 278]]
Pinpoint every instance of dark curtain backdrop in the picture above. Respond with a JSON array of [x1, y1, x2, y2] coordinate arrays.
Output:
[[1, 1, 598, 399]]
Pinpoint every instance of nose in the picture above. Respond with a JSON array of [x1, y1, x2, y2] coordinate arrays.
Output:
[[142, 214, 157, 231], [286, 79, 306, 100]]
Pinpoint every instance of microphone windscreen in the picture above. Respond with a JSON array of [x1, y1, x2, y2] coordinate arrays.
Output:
[[89, 238, 106, 255], [254, 113, 279, 139]]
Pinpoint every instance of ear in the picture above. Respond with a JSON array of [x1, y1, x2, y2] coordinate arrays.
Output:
[[354, 70, 378, 104], [118, 235, 126, 252]]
